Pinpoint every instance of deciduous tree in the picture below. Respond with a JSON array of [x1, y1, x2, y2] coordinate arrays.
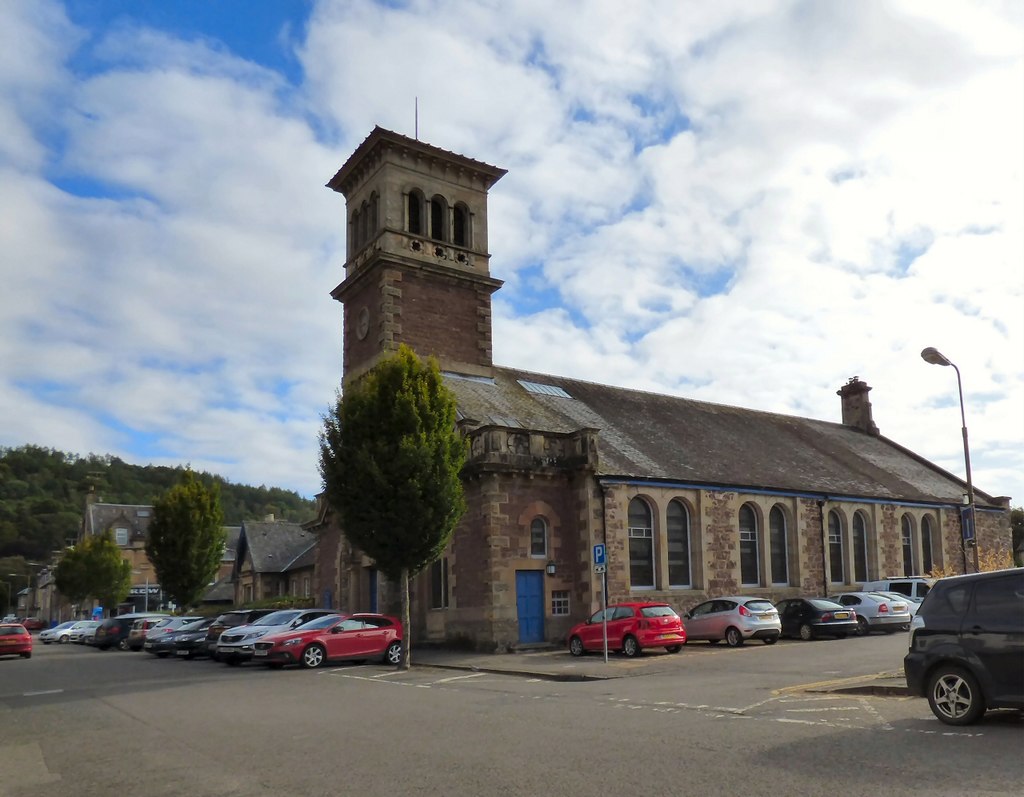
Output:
[[54, 531, 131, 611], [319, 345, 467, 669], [146, 470, 226, 609]]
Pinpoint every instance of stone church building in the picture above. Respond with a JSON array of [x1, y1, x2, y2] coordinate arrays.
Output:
[[310, 126, 1012, 651]]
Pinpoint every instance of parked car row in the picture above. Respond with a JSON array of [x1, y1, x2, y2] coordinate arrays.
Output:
[[89, 607, 407, 670], [568, 591, 914, 657]]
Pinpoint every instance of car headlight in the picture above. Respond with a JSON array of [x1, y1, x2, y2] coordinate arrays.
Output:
[[244, 630, 269, 641], [282, 638, 303, 647]]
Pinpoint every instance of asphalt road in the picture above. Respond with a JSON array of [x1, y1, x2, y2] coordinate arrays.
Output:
[[1, 635, 1021, 797]]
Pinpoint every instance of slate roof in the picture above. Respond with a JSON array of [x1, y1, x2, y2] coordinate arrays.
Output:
[[201, 578, 235, 604], [83, 503, 154, 539], [444, 367, 1003, 508], [238, 521, 315, 574]]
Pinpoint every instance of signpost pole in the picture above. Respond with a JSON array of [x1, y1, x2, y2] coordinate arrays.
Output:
[[602, 569, 608, 664]]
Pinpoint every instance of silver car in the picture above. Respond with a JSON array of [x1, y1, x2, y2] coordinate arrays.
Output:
[[835, 591, 912, 635], [216, 609, 335, 665], [39, 621, 87, 644], [68, 620, 101, 643], [683, 597, 782, 646]]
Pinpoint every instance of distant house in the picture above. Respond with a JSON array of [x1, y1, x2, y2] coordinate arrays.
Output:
[[232, 519, 316, 604], [79, 498, 241, 612], [313, 126, 1014, 652]]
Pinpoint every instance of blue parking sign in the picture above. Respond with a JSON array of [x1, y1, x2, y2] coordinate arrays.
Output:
[[593, 544, 606, 566]]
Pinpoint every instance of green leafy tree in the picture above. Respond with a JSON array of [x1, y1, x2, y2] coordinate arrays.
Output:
[[319, 345, 467, 669], [54, 532, 131, 611], [146, 470, 226, 609]]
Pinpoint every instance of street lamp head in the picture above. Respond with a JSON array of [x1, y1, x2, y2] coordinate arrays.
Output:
[[921, 347, 952, 367]]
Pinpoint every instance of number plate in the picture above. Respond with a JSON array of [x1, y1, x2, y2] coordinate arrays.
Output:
[[834, 611, 850, 620], [254, 649, 267, 657], [176, 649, 190, 656]]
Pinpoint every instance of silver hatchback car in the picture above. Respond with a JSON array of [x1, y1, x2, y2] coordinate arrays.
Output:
[[683, 597, 782, 646]]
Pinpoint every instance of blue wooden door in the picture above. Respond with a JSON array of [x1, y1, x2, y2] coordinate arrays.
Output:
[[515, 570, 545, 644]]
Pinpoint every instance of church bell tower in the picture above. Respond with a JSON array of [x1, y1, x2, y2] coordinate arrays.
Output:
[[327, 127, 506, 384]]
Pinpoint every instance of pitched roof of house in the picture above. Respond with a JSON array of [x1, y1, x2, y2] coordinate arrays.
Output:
[[238, 521, 315, 574], [444, 367, 1002, 508], [83, 502, 154, 539]]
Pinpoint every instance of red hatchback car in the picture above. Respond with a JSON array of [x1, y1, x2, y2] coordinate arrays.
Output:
[[0, 623, 33, 659], [253, 613, 403, 669], [568, 602, 687, 657]]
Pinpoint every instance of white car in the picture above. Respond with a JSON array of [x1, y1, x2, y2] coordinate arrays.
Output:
[[39, 620, 89, 644], [68, 620, 101, 643], [835, 592, 912, 634]]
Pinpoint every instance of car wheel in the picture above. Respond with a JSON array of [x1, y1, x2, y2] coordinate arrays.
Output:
[[59, 635, 70, 644], [302, 644, 326, 669], [928, 666, 986, 726], [384, 640, 402, 665], [855, 617, 869, 637], [666, 645, 682, 654], [569, 636, 586, 657], [763, 636, 778, 645], [799, 624, 814, 641], [622, 635, 640, 658], [725, 627, 744, 647], [117, 638, 130, 651]]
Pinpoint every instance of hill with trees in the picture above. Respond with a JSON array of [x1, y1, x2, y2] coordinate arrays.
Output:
[[0, 445, 316, 562]]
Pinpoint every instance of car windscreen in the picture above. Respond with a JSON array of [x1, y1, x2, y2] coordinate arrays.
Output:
[[300, 614, 344, 631], [808, 599, 843, 610], [639, 606, 678, 618], [743, 600, 776, 612], [253, 610, 303, 626], [0, 625, 25, 636]]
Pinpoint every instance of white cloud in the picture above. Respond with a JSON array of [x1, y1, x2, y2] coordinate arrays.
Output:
[[0, 0, 1020, 507]]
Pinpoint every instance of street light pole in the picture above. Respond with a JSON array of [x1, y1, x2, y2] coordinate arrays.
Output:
[[921, 347, 980, 574]]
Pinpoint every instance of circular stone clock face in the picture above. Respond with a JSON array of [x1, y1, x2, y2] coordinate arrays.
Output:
[[356, 306, 370, 340]]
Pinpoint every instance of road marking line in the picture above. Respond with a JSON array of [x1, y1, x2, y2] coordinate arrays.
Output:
[[22, 689, 64, 697], [430, 673, 487, 684]]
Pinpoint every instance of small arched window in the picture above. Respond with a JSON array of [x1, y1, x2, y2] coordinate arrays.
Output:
[[853, 512, 869, 583], [739, 504, 759, 586], [922, 515, 936, 574], [769, 505, 788, 585], [828, 510, 845, 583], [530, 518, 547, 558], [667, 500, 690, 587], [902, 515, 916, 577], [407, 190, 423, 235], [453, 203, 469, 247], [430, 196, 446, 241], [628, 498, 654, 588], [350, 209, 361, 252]]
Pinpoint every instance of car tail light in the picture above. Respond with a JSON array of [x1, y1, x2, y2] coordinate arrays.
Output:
[[738, 605, 752, 617], [821, 612, 832, 621], [878, 603, 888, 613]]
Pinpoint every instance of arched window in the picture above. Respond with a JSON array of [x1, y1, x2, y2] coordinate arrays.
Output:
[[902, 515, 916, 577], [852, 512, 869, 583], [828, 510, 845, 583], [739, 504, 759, 586], [430, 196, 446, 241], [350, 209, 361, 252], [369, 191, 379, 239], [453, 203, 469, 247], [407, 190, 423, 235], [922, 515, 938, 573], [530, 517, 547, 558], [628, 498, 654, 588], [667, 500, 690, 587], [360, 200, 370, 248], [769, 506, 788, 585]]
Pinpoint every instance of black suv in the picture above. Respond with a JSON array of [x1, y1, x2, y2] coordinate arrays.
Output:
[[904, 568, 1024, 725]]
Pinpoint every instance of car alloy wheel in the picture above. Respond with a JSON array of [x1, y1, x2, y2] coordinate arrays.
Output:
[[799, 624, 814, 641], [384, 640, 402, 665], [117, 638, 130, 651], [302, 643, 326, 669], [58, 635, 70, 644], [569, 636, 585, 657], [855, 617, 869, 636], [725, 627, 744, 647], [927, 666, 986, 726], [622, 635, 640, 657]]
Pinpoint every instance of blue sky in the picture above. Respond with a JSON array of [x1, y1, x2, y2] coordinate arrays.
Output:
[[1, 0, 1021, 505]]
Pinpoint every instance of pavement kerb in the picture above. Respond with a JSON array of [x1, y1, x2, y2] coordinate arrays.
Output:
[[783, 670, 911, 697]]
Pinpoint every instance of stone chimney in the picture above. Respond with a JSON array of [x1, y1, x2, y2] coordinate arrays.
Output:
[[837, 376, 879, 435]]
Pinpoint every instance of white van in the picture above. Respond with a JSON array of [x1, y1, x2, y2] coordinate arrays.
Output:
[[861, 577, 933, 603]]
